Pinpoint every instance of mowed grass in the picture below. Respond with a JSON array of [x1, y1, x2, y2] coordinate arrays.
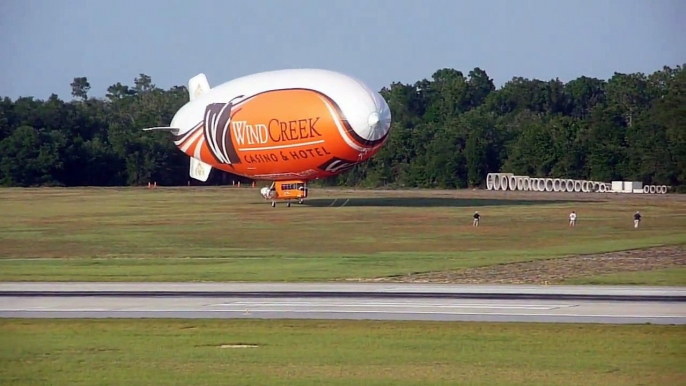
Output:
[[1, 319, 683, 386], [0, 187, 684, 282], [563, 267, 686, 286]]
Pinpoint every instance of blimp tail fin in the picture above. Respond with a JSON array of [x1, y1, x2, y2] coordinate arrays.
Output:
[[188, 73, 211, 101], [189, 157, 212, 182]]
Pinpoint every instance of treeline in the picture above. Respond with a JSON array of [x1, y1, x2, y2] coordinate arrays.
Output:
[[1, 65, 684, 190]]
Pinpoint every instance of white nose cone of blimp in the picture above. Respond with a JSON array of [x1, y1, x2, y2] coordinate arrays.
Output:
[[340, 76, 392, 147]]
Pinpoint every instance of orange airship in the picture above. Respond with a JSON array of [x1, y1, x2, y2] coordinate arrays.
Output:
[[145, 69, 392, 207]]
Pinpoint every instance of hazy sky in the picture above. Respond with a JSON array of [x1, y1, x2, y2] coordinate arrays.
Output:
[[1, 0, 684, 100]]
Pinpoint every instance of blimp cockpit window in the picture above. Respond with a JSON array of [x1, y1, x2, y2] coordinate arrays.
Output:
[[281, 183, 306, 191]]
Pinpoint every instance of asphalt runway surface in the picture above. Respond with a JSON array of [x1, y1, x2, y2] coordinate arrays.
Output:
[[1, 283, 684, 324]]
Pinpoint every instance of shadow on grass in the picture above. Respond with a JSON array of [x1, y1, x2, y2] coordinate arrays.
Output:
[[300, 197, 587, 208]]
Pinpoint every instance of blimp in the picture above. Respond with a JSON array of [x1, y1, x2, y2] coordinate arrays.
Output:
[[144, 69, 392, 207]]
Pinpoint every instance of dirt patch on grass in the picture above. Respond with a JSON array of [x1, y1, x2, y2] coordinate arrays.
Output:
[[349, 246, 686, 284]]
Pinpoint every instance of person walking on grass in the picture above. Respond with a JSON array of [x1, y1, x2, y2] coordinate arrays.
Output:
[[634, 211, 641, 229], [473, 211, 480, 227], [569, 211, 577, 227]]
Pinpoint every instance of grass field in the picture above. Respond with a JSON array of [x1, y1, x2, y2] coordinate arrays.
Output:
[[0, 187, 684, 284], [1, 319, 684, 386], [564, 267, 686, 286]]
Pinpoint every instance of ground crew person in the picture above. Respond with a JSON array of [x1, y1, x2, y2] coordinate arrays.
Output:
[[473, 211, 480, 227], [634, 211, 641, 229], [569, 211, 577, 227]]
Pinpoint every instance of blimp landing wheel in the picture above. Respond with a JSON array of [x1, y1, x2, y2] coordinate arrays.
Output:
[[298, 199, 304, 204], [271, 201, 276, 208], [287, 201, 291, 208]]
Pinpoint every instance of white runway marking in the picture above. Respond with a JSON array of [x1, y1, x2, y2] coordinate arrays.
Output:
[[0, 309, 681, 319], [209, 302, 577, 310]]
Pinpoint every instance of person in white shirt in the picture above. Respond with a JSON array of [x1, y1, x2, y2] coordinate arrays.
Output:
[[569, 211, 577, 227]]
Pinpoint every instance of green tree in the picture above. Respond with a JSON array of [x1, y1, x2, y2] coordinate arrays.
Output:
[[0, 64, 683, 190]]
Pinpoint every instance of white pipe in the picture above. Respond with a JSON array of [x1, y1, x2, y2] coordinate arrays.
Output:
[[581, 181, 590, 193], [522, 177, 531, 191], [599, 184, 607, 193], [649, 185, 656, 194], [565, 179, 574, 192], [538, 178, 546, 191], [500, 174, 509, 191], [556, 179, 565, 192], [660, 185, 667, 194], [493, 173, 501, 190], [643, 185, 650, 194], [508, 175, 517, 191], [516, 177, 525, 191], [544, 178, 553, 192], [553, 179, 562, 192], [486, 173, 495, 190], [573, 180, 582, 192], [593, 182, 601, 192], [528, 178, 537, 191]]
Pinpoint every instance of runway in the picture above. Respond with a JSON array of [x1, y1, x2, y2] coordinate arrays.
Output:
[[1, 283, 684, 324]]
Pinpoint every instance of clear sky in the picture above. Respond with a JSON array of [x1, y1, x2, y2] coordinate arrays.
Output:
[[1, 0, 684, 100]]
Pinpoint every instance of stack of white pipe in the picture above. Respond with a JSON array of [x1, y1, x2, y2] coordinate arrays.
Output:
[[484, 173, 669, 194], [642, 185, 668, 194]]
